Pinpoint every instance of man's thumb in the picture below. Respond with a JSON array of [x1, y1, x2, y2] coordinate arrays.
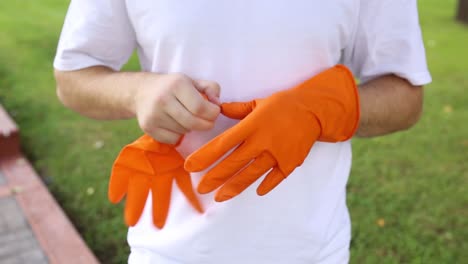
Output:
[[193, 79, 221, 105]]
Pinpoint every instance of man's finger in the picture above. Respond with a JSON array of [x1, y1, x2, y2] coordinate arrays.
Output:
[[193, 79, 221, 105], [147, 127, 181, 145], [164, 99, 215, 131], [215, 152, 276, 202], [157, 110, 190, 134], [174, 82, 220, 121]]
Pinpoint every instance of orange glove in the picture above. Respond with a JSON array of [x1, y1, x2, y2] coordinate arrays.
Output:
[[184, 65, 360, 202], [108, 134, 203, 228]]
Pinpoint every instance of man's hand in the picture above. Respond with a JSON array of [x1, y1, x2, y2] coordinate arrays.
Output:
[[185, 65, 360, 201], [133, 73, 221, 144], [54, 66, 221, 144]]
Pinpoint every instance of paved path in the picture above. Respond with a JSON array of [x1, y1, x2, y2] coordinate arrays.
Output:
[[0, 104, 99, 264], [0, 178, 48, 263]]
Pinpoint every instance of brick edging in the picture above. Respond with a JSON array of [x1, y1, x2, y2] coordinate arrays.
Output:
[[0, 104, 100, 264], [0, 105, 20, 157]]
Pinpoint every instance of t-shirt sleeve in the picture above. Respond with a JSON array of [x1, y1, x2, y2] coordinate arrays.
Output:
[[342, 0, 432, 86], [53, 0, 136, 71]]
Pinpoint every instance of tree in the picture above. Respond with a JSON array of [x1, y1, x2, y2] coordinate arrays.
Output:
[[456, 0, 468, 24]]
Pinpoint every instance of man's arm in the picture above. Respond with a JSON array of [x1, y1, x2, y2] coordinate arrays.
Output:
[[55, 66, 143, 120], [356, 74, 424, 137], [54, 66, 221, 144]]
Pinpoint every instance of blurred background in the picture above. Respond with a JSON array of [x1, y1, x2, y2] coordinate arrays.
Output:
[[0, 0, 466, 263]]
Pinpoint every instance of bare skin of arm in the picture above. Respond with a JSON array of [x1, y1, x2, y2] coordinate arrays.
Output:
[[356, 75, 423, 137], [54, 67, 423, 142], [54, 66, 221, 144]]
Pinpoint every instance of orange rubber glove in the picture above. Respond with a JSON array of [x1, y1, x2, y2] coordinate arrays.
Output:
[[184, 65, 360, 202], [108, 134, 203, 228]]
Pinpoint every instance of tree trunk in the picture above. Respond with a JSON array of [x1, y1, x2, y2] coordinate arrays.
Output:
[[456, 0, 468, 24]]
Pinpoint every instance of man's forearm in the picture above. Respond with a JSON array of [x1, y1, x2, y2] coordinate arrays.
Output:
[[356, 75, 424, 137], [54, 66, 221, 143], [55, 68, 423, 138], [54, 66, 150, 120]]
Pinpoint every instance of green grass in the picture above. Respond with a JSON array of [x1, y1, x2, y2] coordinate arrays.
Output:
[[0, 0, 466, 263], [349, 1, 468, 263]]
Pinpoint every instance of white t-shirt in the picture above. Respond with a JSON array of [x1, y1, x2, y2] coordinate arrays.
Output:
[[54, 1, 431, 263]]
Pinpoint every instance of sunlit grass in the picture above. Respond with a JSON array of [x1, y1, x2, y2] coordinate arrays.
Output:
[[0, 0, 466, 263]]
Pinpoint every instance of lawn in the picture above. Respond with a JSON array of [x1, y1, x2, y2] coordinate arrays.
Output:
[[0, 0, 466, 263]]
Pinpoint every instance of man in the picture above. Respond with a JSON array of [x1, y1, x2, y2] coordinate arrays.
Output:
[[54, 0, 431, 263]]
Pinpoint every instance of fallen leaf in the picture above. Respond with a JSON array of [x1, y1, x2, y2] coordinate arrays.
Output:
[[15, 158, 26, 165], [443, 105, 453, 114], [11, 185, 23, 194], [93, 140, 104, 149], [427, 39, 436, 47], [86, 187, 95, 196], [443, 232, 453, 241], [377, 218, 385, 227]]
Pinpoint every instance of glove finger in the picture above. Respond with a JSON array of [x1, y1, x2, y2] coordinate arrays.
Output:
[[145, 150, 184, 174], [174, 167, 204, 213], [221, 101, 256, 120], [129, 134, 172, 154], [151, 174, 173, 229], [256, 167, 286, 196], [108, 164, 131, 203], [125, 176, 150, 227], [215, 152, 276, 202], [185, 119, 253, 172], [114, 147, 155, 175], [197, 141, 258, 194]]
